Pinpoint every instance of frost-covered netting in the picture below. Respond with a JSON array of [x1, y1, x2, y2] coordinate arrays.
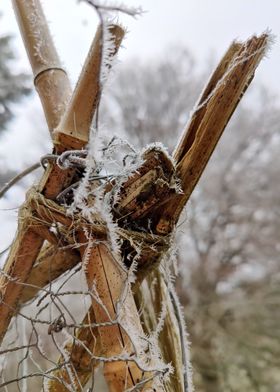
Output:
[[0, 138, 192, 391]]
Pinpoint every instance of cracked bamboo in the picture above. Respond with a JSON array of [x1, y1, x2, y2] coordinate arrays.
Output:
[[80, 242, 156, 391], [54, 24, 124, 149], [155, 34, 270, 235]]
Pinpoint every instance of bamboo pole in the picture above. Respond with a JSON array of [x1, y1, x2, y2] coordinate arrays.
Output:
[[12, 0, 72, 131], [173, 41, 242, 164], [78, 241, 158, 391], [133, 35, 270, 391], [0, 206, 44, 341], [155, 34, 269, 235], [135, 271, 185, 392], [40, 23, 124, 199]]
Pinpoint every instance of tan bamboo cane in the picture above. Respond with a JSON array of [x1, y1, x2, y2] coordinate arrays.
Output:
[[173, 41, 242, 164], [40, 24, 124, 199], [135, 271, 185, 392], [12, 0, 72, 131], [38, 22, 126, 391], [155, 34, 270, 235], [54, 24, 124, 148], [79, 242, 154, 391]]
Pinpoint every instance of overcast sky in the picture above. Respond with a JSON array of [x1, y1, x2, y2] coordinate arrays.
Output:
[[0, 0, 280, 251], [0, 0, 279, 87]]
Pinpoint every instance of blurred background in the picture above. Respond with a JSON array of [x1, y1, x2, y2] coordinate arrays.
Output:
[[0, 1, 280, 391]]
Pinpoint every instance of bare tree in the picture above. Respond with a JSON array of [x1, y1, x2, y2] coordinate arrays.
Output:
[[102, 48, 202, 149]]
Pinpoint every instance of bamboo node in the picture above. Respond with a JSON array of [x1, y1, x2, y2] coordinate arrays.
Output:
[[34, 66, 68, 84]]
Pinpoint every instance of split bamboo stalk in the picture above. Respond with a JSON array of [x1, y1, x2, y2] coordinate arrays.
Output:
[[0, 208, 44, 336], [133, 34, 270, 392], [54, 24, 124, 149], [173, 41, 242, 164], [155, 33, 270, 235], [40, 23, 124, 200]]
